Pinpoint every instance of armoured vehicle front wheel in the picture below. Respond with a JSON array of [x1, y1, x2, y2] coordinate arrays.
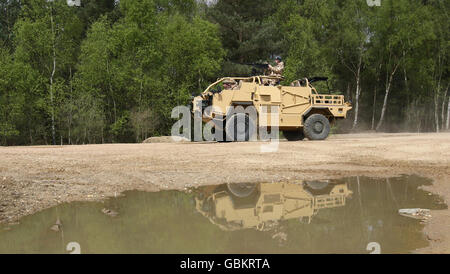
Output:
[[225, 113, 256, 142], [304, 114, 330, 140], [283, 129, 305, 141]]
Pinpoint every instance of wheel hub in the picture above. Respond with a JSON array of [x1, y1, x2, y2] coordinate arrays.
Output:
[[313, 122, 324, 133]]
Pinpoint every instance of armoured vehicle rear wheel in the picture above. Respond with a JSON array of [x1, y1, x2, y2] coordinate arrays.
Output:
[[225, 113, 256, 142], [283, 129, 305, 141], [304, 114, 330, 140]]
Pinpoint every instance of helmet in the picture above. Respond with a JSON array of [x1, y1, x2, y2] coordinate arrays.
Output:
[[223, 78, 237, 85], [275, 56, 282, 61]]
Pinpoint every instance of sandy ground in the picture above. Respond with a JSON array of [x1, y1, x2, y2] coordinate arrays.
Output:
[[0, 132, 449, 253]]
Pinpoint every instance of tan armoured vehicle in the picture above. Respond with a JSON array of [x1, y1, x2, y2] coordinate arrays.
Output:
[[192, 76, 352, 141], [194, 181, 353, 231]]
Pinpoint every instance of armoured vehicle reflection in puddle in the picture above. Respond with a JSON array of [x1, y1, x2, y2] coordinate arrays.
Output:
[[195, 181, 352, 231], [0, 176, 446, 254]]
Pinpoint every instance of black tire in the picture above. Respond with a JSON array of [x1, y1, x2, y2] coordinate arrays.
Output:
[[227, 183, 257, 198], [304, 114, 330, 140], [225, 113, 256, 142], [283, 129, 305, 141]]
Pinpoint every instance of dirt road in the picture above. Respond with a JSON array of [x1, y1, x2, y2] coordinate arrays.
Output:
[[1, 133, 449, 253]]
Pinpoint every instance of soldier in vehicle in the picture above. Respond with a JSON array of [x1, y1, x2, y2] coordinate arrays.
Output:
[[263, 56, 284, 86], [223, 79, 238, 90], [268, 56, 284, 77]]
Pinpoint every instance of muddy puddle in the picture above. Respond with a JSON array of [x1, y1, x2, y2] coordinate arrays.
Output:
[[0, 175, 446, 254]]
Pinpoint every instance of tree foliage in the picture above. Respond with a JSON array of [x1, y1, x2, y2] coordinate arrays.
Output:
[[0, 0, 448, 145]]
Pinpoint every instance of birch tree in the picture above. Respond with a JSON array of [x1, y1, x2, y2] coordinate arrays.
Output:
[[373, 0, 433, 131], [14, 0, 83, 144], [334, 0, 369, 130]]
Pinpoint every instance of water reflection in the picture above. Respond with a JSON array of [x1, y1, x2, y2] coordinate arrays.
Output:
[[195, 181, 352, 231], [0, 176, 446, 254]]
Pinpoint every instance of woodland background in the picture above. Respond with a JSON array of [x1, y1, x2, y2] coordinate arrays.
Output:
[[0, 0, 448, 145]]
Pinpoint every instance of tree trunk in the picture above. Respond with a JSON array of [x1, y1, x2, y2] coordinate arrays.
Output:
[[106, 59, 116, 123], [29, 121, 33, 145], [441, 85, 448, 130], [352, 53, 363, 130], [403, 50, 409, 106], [371, 64, 381, 131], [446, 96, 450, 130], [371, 85, 377, 130], [50, 8, 56, 145], [68, 67, 73, 145], [434, 83, 440, 133], [376, 63, 399, 132], [376, 81, 390, 132], [137, 76, 143, 143]]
